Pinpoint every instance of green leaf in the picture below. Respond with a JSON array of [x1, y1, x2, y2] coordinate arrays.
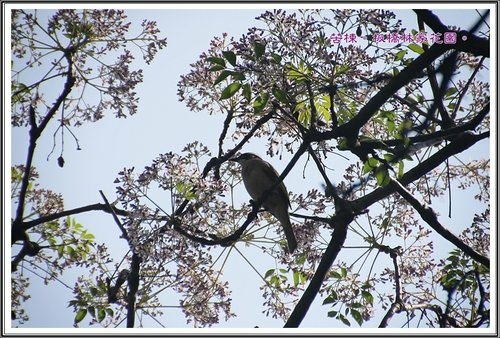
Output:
[[271, 53, 282, 64], [339, 313, 351, 326], [397, 160, 404, 178], [387, 119, 395, 132], [408, 43, 424, 54], [67, 246, 76, 259], [285, 63, 310, 81], [230, 72, 245, 81], [272, 86, 288, 103], [351, 309, 363, 326], [253, 93, 269, 113], [286, 66, 304, 80], [82, 232, 95, 240], [394, 50, 406, 61], [220, 83, 241, 100], [242, 84, 251, 102], [375, 165, 390, 186], [209, 64, 225, 72], [253, 41, 265, 59], [327, 310, 338, 318], [264, 269, 275, 279], [341, 267, 347, 278], [299, 273, 306, 284], [362, 157, 379, 175], [329, 271, 342, 279], [383, 153, 395, 163], [323, 295, 337, 305], [57, 245, 64, 258], [317, 94, 332, 124], [222, 50, 237, 66], [337, 138, 349, 150], [214, 70, 232, 85], [97, 307, 106, 322], [362, 290, 374, 305], [403, 58, 414, 66], [11, 166, 21, 181], [293, 271, 300, 286], [11, 83, 30, 104], [206, 56, 226, 67], [90, 287, 99, 297], [74, 308, 87, 324], [297, 107, 311, 127], [445, 87, 458, 98]]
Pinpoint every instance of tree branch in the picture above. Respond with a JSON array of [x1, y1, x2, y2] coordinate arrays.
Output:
[[12, 64, 76, 245], [202, 107, 275, 178], [332, 42, 448, 139], [126, 253, 141, 328], [345, 101, 489, 159], [173, 139, 310, 247], [100, 191, 130, 242], [390, 178, 489, 267], [21, 202, 129, 233], [284, 202, 353, 327], [352, 131, 489, 213], [414, 9, 489, 57], [376, 244, 403, 328]]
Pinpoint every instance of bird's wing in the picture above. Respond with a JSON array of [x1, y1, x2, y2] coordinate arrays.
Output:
[[261, 160, 290, 207]]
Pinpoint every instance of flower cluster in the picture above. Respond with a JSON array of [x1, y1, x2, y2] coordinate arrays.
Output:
[[11, 9, 167, 127]]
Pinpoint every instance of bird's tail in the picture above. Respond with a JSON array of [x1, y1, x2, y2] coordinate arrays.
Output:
[[277, 211, 297, 254]]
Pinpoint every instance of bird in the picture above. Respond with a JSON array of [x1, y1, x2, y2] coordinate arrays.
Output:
[[230, 153, 297, 253]]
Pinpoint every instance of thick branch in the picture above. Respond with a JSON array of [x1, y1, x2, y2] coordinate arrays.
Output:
[[414, 9, 489, 57], [21, 202, 128, 234], [350, 101, 489, 155], [330, 42, 448, 139], [284, 206, 353, 327], [379, 301, 403, 328], [12, 68, 76, 244], [126, 253, 141, 328], [375, 244, 403, 327], [352, 131, 489, 213], [390, 178, 489, 267], [11, 201, 129, 270]]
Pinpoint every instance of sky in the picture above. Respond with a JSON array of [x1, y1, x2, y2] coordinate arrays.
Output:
[[6, 3, 494, 332]]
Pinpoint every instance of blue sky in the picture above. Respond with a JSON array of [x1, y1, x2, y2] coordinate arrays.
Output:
[[8, 4, 493, 331]]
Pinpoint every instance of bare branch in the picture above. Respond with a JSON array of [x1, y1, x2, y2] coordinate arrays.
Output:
[[389, 178, 489, 267], [22, 202, 128, 232]]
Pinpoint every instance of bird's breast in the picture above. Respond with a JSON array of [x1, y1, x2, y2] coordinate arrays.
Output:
[[241, 163, 269, 201]]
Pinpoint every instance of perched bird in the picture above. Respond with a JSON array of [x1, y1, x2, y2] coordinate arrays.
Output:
[[230, 153, 297, 253]]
